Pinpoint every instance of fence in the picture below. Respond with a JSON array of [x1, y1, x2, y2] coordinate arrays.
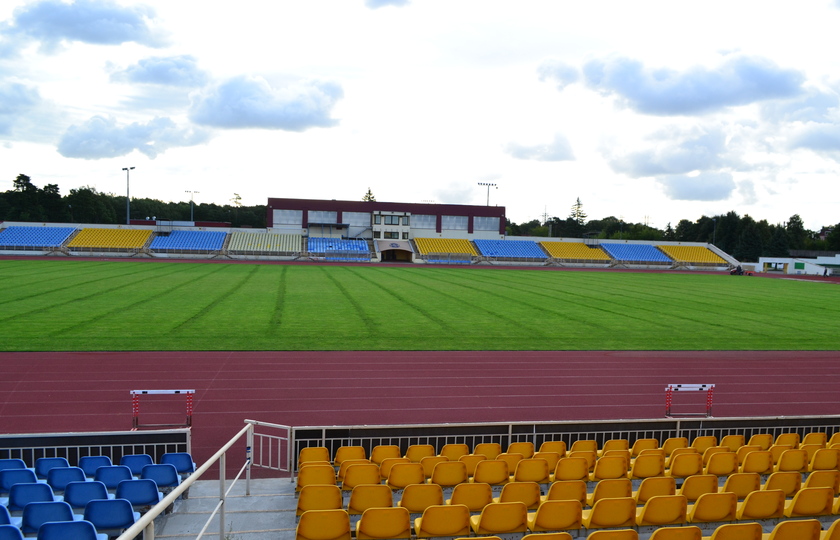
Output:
[[422, 252, 473, 264]]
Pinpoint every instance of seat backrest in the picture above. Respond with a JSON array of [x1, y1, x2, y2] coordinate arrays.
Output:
[[336, 459, 368, 481], [586, 530, 639, 540], [533, 451, 561, 472], [472, 460, 509, 485], [763, 471, 801, 497], [766, 518, 822, 540], [429, 461, 467, 487], [786, 486, 834, 517], [736, 445, 762, 465], [636, 494, 687, 526], [474, 501, 528, 534], [707, 522, 762, 540], [7, 482, 55, 511], [473, 443, 502, 460], [630, 438, 660, 457], [20, 501, 75, 534], [386, 463, 424, 489], [83, 498, 137, 530], [568, 450, 596, 470], [592, 455, 628, 480], [803, 469, 840, 494], [719, 435, 746, 452], [160, 452, 195, 474], [419, 456, 449, 478], [553, 457, 588, 481], [822, 519, 840, 540], [776, 449, 808, 472], [775, 433, 800, 448], [296, 509, 351, 540], [398, 483, 443, 513], [0, 525, 23, 540], [630, 453, 665, 479], [334, 446, 367, 466], [78, 456, 112, 477], [379, 457, 410, 480], [415, 504, 470, 537], [448, 482, 492, 512], [341, 463, 381, 491], [94, 465, 133, 490], [116, 478, 162, 507], [590, 478, 632, 504], [46, 466, 86, 492], [539, 441, 567, 456], [747, 434, 773, 451], [513, 458, 549, 483], [33, 457, 69, 480], [0, 469, 37, 494], [810, 448, 840, 471], [507, 442, 534, 459], [668, 453, 703, 478], [662, 437, 689, 456], [737, 489, 785, 520], [687, 491, 736, 523], [0, 506, 10, 525], [634, 476, 675, 504], [297, 485, 343, 516], [496, 453, 524, 473], [584, 497, 636, 528], [529, 499, 582, 532], [705, 452, 738, 476], [545, 479, 587, 504], [458, 454, 486, 477], [356, 507, 411, 540], [677, 474, 718, 502], [348, 484, 393, 515], [649, 526, 702, 540], [0, 460, 26, 472], [439, 444, 469, 461], [601, 439, 630, 454], [63, 480, 109, 509], [36, 520, 103, 540], [497, 481, 540, 508], [140, 464, 181, 488], [690, 436, 717, 454], [802, 432, 827, 447], [369, 445, 401, 465], [298, 447, 330, 467], [404, 445, 436, 463], [722, 472, 760, 499], [119, 454, 153, 476]]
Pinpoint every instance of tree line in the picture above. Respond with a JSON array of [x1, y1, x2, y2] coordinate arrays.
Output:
[[0, 174, 266, 228], [506, 198, 840, 262]]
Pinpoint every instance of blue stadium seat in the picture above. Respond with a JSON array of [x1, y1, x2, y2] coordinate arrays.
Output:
[[0, 459, 26, 472], [161, 452, 196, 479], [140, 464, 181, 492], [0, 469, 37, 496], [6, 483, 57, 513], [0, 226, 75, 248], [119, 455, 153, 477], [46, 466, 86, 494], [601, 243, 673, 263], [0, 525, 23, 540], [473, 239, 547, 259], [78, 456, 112, 479], [34, 457, 69, 480], [93, 466, 133, 492], [83, 498, 139, 537], [149, 230, 227, 251], [307, 237, 369, 261], [36, 520, 107, 540], [0, 506, 11, 525], [63, 481, 113, 510], [20, 501, 80, 535], [116, 479, 161, 512]]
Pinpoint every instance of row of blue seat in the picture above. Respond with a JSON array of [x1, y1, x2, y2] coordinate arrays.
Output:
[[308, 237, 369, 253], [601, 243, 673, 263], [149, 230, 227, 251], [473, 239, 548, 259], [0, 227, 75, 248], [1, 496, 136, 539]]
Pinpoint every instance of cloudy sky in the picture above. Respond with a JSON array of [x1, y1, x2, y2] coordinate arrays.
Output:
[[1, 0, 839, 230]]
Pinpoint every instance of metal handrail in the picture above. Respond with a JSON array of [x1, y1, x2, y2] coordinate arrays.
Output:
[[115, 423, 252, 540]]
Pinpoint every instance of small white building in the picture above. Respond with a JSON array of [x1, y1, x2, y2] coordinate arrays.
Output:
[[758, 256, 834, 276]]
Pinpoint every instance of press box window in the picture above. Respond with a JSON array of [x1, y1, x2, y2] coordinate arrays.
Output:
[[384, 232, 399, 239]]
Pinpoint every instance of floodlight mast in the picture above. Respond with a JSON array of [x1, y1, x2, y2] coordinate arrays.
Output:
[[477, 182, 497, 206], [185, 190, 200, 222], [122, 167, 134, 225]]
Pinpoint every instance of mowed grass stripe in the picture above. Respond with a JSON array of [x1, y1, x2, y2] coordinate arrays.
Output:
[[0, 259, 837, 351]]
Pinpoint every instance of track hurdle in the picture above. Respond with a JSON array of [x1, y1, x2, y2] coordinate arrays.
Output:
[[665, 383, 715, 418], [131, 389, 195, 430]]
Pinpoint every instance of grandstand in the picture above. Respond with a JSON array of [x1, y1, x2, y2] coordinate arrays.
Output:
[[67, 228, 152, 252], [474, 239, 548, 260], [414, 237, 477, 264], [227, 231, 303, 254], [149, 230, 227, 253], [658, 244, 727, 266], [541, 241, 612, 263], [0, 226, 75, 250], [307, 237, 370, 261], [601, 243, 673, 265]]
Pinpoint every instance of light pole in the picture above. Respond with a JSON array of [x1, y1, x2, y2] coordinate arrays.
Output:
[[185, 190, 200, 221], [122, 167, 134, 225], [477, 182, 497, 206], [712, 218, 717, 246]]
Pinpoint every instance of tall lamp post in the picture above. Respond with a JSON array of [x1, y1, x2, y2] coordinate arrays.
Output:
[[477, 182, 497, 206], [712, 218, 717, 246], [185, 190, 200, 222], [122, 167, 134, 225]]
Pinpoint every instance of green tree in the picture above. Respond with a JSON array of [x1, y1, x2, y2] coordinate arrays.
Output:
[[765, 226, 790, 257], [13, 174, 35, 192], [786, 214, 807, 250], [663, 222, 675, 240], [362, 188, 376, 202], [569, 197, 587, 226], [826, 225, 840, 251]]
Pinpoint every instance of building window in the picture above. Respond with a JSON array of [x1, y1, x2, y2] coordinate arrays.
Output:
[[308, 210, 337, 224], [474, 216, 500, 231], [274, 209, 303, 226], [384, 231, 399, 239], [384, 215, 400, 225], [374, 215, 381, 224], [442, 215, 468, 230], [373, 231, 381, 238], [402, 232, 409, 239], [402, 216, 409, 226], [413, 214, 436, 228]]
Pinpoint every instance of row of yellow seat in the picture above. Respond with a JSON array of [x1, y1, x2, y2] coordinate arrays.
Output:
[[297, 506, 840, 540], [67, 228, 152, 249], [298, 470, 840, 519]]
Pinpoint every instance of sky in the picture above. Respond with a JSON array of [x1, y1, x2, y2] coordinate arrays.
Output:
[[1, 0, 839, 230]]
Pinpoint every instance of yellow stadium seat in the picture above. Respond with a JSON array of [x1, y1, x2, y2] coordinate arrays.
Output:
[[633, 476, 676, 505], [722, 473, 761, 500], [811, 449, 840, 472], [429, 461, 468, 489], [413, 504, 470, 538], [741, 451, 773, 475], [571, 440, 598, 453], [370, 445, 401, 465], [736, 489, 785, 521], [804, 470, 840, 495], [719, 435, 746, 452], [471, 460, 509, 487], [823, 519, 840, 540], [678, 474, 719, 503], [397, 483, 443, 514], [440, 444, 470, 461], [631, 439, 662, 457], [459, 454, 486, 477], [493, 481, 541, 510], [355, 507, 411, 540], [540, 441, 567, 457], [543, 479, 587, 505], [534, 451, 562, 473], [747, 434, 773, 451], [334, 446, 367, 467], [405, 445, 436, 463], [775, 433, 800, 448], [635, 494, 687, 527], [469, 501, 528, 536], [581, 497, 636, 529], [668, 453, 704, 479], [386, 463, 425, 491], [701, 522, 761, 540], [296, 484, 343, 516], [630, 453, 665, 480], [336, 459, 368, 483], [704, 452, 738, 477], [692, 437, 718, 454], [552, 457, 589, 482], [507, 442, 534, 459], [586, 531, 638, 540], [598, 439, 630, 457], [296, 464, 336, 492], [783, 486, 834, 518], [663, 438, 690, 457], [763, 471, 801, 498], [526, 499, 582, 532], [420, 456, 449, 479], [803, 432, 827, 447], [763, 518, 822, 540], [341, 463, 381, 492], [347, 484, 393, 516], [296, 509, 351, 540], [379, 457, 410, 481], [447, 482, 493, 512], [513, 458, 550, 485], [473, 443, 502, 460], [299, 447, 330, 467], [650, 526, 703, 540], [587, 478, 632, 507], [686, 491, 737, 524]]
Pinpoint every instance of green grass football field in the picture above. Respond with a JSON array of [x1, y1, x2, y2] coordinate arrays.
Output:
[[0, 258, 837, 351]]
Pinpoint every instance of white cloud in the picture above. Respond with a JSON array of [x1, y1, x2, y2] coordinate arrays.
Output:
[[608, 125, 733, 177], [505, 133, 575, 161], [739, 179, 758, 205], [5, 0, 168, 54], [0, 82, 42, 136], [537, 59, 580, 91], [761, 88, 840, 123], [111, 55, 208, 87], [788, 123, 840, 160], [57, 116, 210, 159], [365, 0, 410, 8], [189, 76, 344, 131], [435, 184, 475, 205], [656, 172, 736, 201], [583, 55, 804, 115]]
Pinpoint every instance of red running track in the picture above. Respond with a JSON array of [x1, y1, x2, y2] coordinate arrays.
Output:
[[1, 350, 840, 469]]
